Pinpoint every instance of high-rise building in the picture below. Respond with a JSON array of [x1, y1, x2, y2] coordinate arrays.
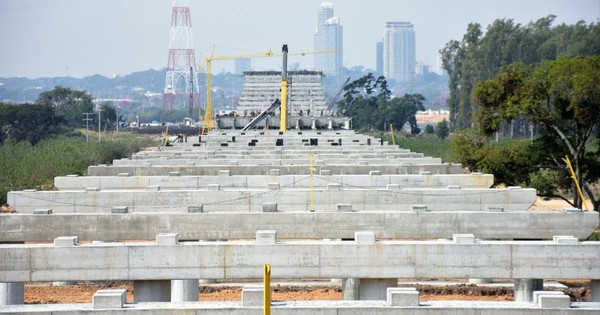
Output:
[[314, 2, 343, 77], [376, 40, 384, 76], [383, 22, 416, 82], [234, 58, 251, 75]]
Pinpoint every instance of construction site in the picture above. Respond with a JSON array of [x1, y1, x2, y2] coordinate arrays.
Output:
[[2, 1, 600, 314]]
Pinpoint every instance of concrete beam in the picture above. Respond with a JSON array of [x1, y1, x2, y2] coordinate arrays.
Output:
[[1, 240, 598, 282], [7, 187, 536, 213], [2, 300, 600, 314], [0, 211, 597, 242]]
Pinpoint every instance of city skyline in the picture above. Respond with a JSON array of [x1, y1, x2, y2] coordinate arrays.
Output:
[[383, 22, 416, 82], [0, 0, 598, 79]]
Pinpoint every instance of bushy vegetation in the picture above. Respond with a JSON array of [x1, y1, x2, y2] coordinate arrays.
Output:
[[381, 133, 453, 163], [0, 133, 157, 204]]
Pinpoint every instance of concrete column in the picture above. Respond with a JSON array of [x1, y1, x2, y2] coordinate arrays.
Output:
[[0, 282, 24, 305], [513, 278, 543, 302], [591, 280, 600, 302], [171, 280, 199, 302], [359, 278, 398, 300], [341, 278, 358, 300], [134, 280, 171, 303]]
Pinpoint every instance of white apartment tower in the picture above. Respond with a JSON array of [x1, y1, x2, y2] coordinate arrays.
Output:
[[383, 22, 416, 82], [314, 2, 343, 77]]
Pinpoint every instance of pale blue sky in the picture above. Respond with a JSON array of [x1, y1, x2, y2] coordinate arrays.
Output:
[[0, 0, 598, 78]]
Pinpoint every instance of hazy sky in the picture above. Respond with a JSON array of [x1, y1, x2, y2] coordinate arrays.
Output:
[[0, 0, 598, 79]]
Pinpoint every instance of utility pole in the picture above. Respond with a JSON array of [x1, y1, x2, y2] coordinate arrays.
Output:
[[116, 105, 119, 133], [82, 113, 93, 143], [97, 107, 103, 143]]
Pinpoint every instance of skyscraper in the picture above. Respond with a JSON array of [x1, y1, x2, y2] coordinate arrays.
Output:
[[314, 2, 343, 77], [376, 40, 384, 76], [383, 22, 416, 82], [234, 58, 251, 75]]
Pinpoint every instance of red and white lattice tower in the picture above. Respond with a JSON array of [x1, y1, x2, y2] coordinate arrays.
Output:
[[164, 0, 200, 115]]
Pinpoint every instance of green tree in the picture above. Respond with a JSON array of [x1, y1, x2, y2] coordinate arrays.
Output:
[[473, 56, 600, 210], [36, 86, 94, 128], [436, 119, 450, 139], [0, 103, 61, 145], [424, 124, 435, 134]]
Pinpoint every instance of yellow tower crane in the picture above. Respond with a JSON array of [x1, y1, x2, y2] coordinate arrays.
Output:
[[199, 46, 336, 134]]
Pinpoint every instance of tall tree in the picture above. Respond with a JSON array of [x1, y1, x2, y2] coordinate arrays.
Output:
[[36, 86, 94, 128], [0, 103, 61, 145], [473, 56, 600, 210]]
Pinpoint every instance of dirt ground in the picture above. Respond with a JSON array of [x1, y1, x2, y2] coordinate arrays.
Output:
[[415, 114, 449, 124], [24, 281, 592, 304]]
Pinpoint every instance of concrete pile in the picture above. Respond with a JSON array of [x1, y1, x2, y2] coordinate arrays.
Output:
[[1, 130, 599, 314]]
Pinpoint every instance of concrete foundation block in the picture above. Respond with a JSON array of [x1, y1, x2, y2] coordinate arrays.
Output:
[[0, 282, 24, 305], [420, 171, 432, 175], [268, 183, 280, 190], [111, 206, 129, 214], [337, 204, 353, 212], [358, 161, 368, 166], [533, 291, 565, 304], [514, 279, 544, 302], [53, 236, 79, 246], [219, 170, 230, 177], [117, 173, 131, 177], [187, 205, 203, 213], [539, 294, 571, 308], [134, 280, 171, 303], [242, 286, 264, 307], [563, 207, 582, 213], [93, 289, 127, 309], [387, 287, 419, 306], [262, 202, 278, 213], [327, 183, 341, 190], [185, 162, 196, 166], [66, 174, 79, 177], [33, 208, 52, 214], [85, 187, 100, 192], [386, 184, 400, 190], [319, 170, 331, 176], [553, 235, 579, 244], [272, 160, 282, 166], [156, 233, 179, 245], [369, 170, 381, 175], [410, 204, 428, 212], [269, 169, 281, 176], [447, 185, 461, 190], [207, 184, 220, 191], [453, 233, 476, 244], [169, 171, 181, 177], [591, 280, 600, 302], [256, 230, 277, 244], [22, 189, 38, 192], [147, 185, 161, 191], [355, 231, 376, 244], [171, 279, 199, 302]]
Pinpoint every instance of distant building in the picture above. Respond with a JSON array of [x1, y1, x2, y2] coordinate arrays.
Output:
[[383, 22, 416, 82], [234, 58, 251, 75], [376, 40, 384, 76], [416, 63, 431, 76], [314, 2, 343, 77]]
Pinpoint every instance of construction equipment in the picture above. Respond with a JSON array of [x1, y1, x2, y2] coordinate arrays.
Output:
[[199, 46, 336, 134], [241, 99, 281, 131], [326, 77, 350, 112], [280, 44, 288, 132]]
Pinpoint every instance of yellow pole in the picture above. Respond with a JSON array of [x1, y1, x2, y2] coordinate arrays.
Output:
[[201, 59, 212, 135], [280, 80, 287, 132], [309, 153, 315, 212], [565, 155, 589, 210], [264, 264, 271, 315], [390, 123, 395, 146]]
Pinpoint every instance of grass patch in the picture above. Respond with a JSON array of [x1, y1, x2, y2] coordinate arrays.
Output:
[[378, 132, 453, 162], [0, 132, 157, 204]]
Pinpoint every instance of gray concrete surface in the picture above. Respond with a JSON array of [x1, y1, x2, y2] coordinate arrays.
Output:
[[1, 239, 599, 282], [7, 187, 536, 213]]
